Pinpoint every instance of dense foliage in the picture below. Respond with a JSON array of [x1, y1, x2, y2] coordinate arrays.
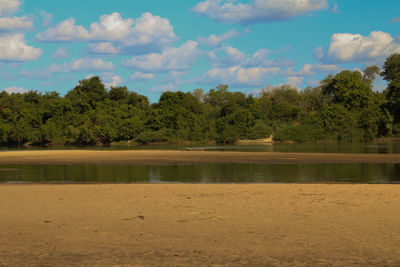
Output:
[[1, 55, 400, 146]]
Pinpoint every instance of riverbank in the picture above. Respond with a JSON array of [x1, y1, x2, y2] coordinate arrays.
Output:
[[0, 184, 399, 266], [1, 150, 400, 165]]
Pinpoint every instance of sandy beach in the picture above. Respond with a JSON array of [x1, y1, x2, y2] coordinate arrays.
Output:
[[1, 150, 400, 165], [0, 184, 399, 266]]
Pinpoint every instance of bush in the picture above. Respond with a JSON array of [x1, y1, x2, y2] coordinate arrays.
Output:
[[247, 120, 273, 139], [274, 123, 325, 143], [135, 129, 171, 144]]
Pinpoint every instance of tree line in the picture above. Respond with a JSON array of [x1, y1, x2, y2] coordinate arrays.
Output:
[[1, 54, 400, 146]]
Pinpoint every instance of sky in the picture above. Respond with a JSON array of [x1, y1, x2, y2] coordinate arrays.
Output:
[[0, 0, 399, 101]]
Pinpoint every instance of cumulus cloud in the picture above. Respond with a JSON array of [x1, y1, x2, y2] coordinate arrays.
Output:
[[202, 45, 296, 87], [391, 17, 400, 23], [36, 18, 90, 41], [40, 10, 53, 27], [87, 42, 119, 54], [202, 66, 279, 87], [129, 71, 155, 81], [19, 69, 53, 79], [0, 34, 42, 61], [52, 46, 68, 59], [0, 0, 20, 16], [2, 86, 27, 93], [286, 76, 304, 89], [286, 63, 341, 77], [287, 63, 315, 76], [198, 29, 240, 48], [0, 16, 33, 31], [68, 58, 115, 72], [88, 12, 133, 41], [311, 64, 341, 73], [48, 58, 114, 73], [101, 72, 122, 88], [123, 41, 200, 72], [192, 0, 328, 24], [150, 83, 180, 93], [36, 12, 177, 54], [316, 31, 400, 64], [209, 46, 294, 68], [208, 46, 247, 67], [83, 72, 122, 88], [331, 3, 339, 13]]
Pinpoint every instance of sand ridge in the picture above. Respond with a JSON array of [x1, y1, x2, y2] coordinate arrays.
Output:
[[1, 150, 400, 165]]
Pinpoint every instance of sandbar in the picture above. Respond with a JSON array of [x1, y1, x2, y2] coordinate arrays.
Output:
[[0, 150, 400, 165], [0, 184, 399, 266]]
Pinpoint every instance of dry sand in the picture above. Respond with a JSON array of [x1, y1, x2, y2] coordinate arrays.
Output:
[[1, 150, 400, 165], [1, 184, 400, 266]]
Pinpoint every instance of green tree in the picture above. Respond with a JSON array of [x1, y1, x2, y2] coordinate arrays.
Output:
[[381, 54, 400, 82], [382, 54, 400, 124], [363, 65, 380, 85], [322, 70, 373, 110]]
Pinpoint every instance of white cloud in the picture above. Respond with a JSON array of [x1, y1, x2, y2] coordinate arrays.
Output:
[[209, 46, 294, 68], [88, 12, 133, 41], [69, 58, 115, 72], [391, 17, 400, 23], [3, 86, 27, 93], [203, 45, 295, 87], [129, 71, 155, 81], [40, 81, 55, 87], [0, 0, 20, 16], [101, 72, 122, 88], [0, 16, 33, 31], [313, 46, 324, 60], [208, 46, 247, 67], [150, 83, 180, 93], [317, 31, 400, 64], [306, 79, 321, 87], [48, 58, 114, 72], [286, 63, 340, 77], [87, 42, 119, 54], [121, 12, 176, 48], [40, 10, 53, 27], [52, 46, 68, 59], [123, 41, 200, 72], [198, 29, 240, 48], [331, 3, 339, 13], [36, 18, 90, 41], [286, 76, 304, 89], [287, 63, 315, 76], [202, 66, 279, 87], [193, 0, 328, 24], [311, 64, 341, 73], [0, 34, 42, 61], [36, 12, 177, 54], [19, 69, 53, 79]]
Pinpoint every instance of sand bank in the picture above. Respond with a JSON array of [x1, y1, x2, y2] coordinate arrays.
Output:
[[1, 150, 400, 165], [0, 184, 399, 266]]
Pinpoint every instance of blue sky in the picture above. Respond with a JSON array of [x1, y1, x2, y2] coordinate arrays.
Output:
[[1, 0, 399, 101]]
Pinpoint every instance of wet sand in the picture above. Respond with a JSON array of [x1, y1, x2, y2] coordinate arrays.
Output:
[[1, 150, 400, 165], [0, 184, 399, 266]]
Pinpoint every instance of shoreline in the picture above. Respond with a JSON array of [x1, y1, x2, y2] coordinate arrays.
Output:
[[0, 184, 399, 266], [1, 150, 400, 165]]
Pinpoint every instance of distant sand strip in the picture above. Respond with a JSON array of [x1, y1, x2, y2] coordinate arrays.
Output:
[[0, 150, 400, 165]]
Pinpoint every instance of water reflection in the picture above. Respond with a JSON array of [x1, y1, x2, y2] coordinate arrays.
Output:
[[0, 163, 399, 184]]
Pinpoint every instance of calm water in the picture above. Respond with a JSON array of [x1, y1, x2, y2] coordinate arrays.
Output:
[[1, 163, 400, 184], [2, 144, 400, 184]]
